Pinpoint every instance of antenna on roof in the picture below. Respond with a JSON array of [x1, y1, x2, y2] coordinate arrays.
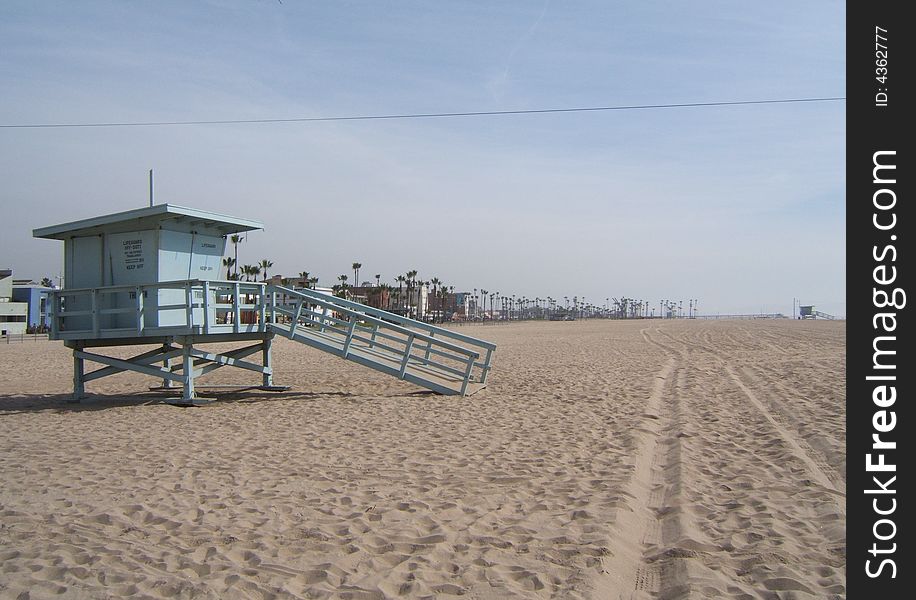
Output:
[[149, 169, 154, 207]]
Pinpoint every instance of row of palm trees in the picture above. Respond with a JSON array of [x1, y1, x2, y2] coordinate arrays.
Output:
[[222, 252, 609, 321], [221, 257, 275, 281], [220, 239, 661, 321], [219, 234, 273, 282]]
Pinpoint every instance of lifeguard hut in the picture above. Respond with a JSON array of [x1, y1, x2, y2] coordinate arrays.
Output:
[[798, 305, 837, 320], [35, 204, 495, 404]]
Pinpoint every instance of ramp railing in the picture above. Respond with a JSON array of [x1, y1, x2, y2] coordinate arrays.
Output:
[[266, 285, 495, 395]]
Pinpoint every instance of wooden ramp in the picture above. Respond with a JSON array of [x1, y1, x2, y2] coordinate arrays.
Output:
[[266, 286, 495, 396]]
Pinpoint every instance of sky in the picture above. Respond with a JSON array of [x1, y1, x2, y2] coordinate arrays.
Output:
[[0, 1, 846, 316]]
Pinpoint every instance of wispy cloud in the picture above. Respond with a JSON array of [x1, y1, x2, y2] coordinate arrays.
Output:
[[490, 0, 551, 102]]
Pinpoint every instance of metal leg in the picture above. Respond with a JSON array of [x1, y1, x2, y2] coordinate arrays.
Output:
[[262, 336, 273, 387]]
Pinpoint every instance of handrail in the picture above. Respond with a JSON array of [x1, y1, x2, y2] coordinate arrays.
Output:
[[49, 279, 270, 336], [269, 285, 496, 350], [270, 297, 479, 358], [51, 278, 266, 295]]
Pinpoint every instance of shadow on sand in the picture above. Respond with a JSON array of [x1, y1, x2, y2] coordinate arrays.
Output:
[[0, 387, 437, 415]]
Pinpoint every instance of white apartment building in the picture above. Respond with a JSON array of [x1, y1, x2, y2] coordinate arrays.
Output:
[[0, 269, 29, 335]]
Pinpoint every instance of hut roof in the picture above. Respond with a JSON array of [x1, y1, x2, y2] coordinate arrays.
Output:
[[33, 204, 263, 240]]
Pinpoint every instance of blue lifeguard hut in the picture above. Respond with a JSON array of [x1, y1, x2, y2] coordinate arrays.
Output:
[[35, 204, 495, 404]]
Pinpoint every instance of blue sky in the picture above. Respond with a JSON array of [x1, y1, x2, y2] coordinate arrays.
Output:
[[0, 1, 845, 315]]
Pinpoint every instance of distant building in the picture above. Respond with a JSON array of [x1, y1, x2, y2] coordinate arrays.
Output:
[[0, 269, 29, 335], [388, 284, 428, 320], [12, 283, 53, 329], [347, 286, 390, 311]]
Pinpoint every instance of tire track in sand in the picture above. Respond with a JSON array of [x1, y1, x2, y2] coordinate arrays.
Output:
[[720, 363, 844, 508], [654, 327, 844, 510], [634, 329, 727, 599], [597, 329, 676, 599]]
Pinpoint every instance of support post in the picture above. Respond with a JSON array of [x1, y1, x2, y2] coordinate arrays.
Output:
[[262, 336, 273, 387], [182, 344, 196, 401], [161, 343, 174, 388], [71, 350, 85, 402]]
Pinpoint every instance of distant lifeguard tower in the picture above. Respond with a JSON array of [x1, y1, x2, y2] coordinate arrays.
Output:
[[35, 204, 495, 404], [798, 305, 837, 320]]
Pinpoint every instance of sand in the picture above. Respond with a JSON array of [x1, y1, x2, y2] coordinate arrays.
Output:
[[0, 319, 845, 599]]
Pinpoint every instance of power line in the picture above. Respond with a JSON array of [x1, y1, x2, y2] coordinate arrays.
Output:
[[0, 96, 844, 129]]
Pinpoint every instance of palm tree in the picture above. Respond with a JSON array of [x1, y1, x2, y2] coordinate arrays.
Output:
[[222, 257, 236, 280], [378, 282, 392, 309], [480, 289, 488, 319], [308, 276, 319, 289], [298, 271, 310, 288], [230, 234, 244, 278], [250, 265, 261, 282], [429, 277, 441, 318], [259, 259, 273, 281], [352, 262, 362, 288], [395, 275, 406, 312], [375, 273, 381, 288], [405, 270, 418, 316], [40, 276, 54, 288], [436, 281, 448, 323], [337, 274, 348, 288]]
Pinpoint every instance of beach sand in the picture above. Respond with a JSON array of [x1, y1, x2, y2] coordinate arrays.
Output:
[[0, 319, 845, 599]]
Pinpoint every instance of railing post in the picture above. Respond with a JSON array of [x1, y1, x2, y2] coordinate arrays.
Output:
[[136, 286, 144, 334], [424, 332, 434, 361], [319, 307, 329, 333], [185, 283, 194, 329], [258, 285, 267, 330], [289, 300, 304, 339], [459, 354, 476, 396], [399, 334, 415, 379], [479, 348, 493, 384], [50, 292, 59, 338], [91, 288, 99, 337], [233, 282, 241, 333], [369, 324, 378, 349], [202, 281, 210, 334], [342, 319, 358, 358]]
